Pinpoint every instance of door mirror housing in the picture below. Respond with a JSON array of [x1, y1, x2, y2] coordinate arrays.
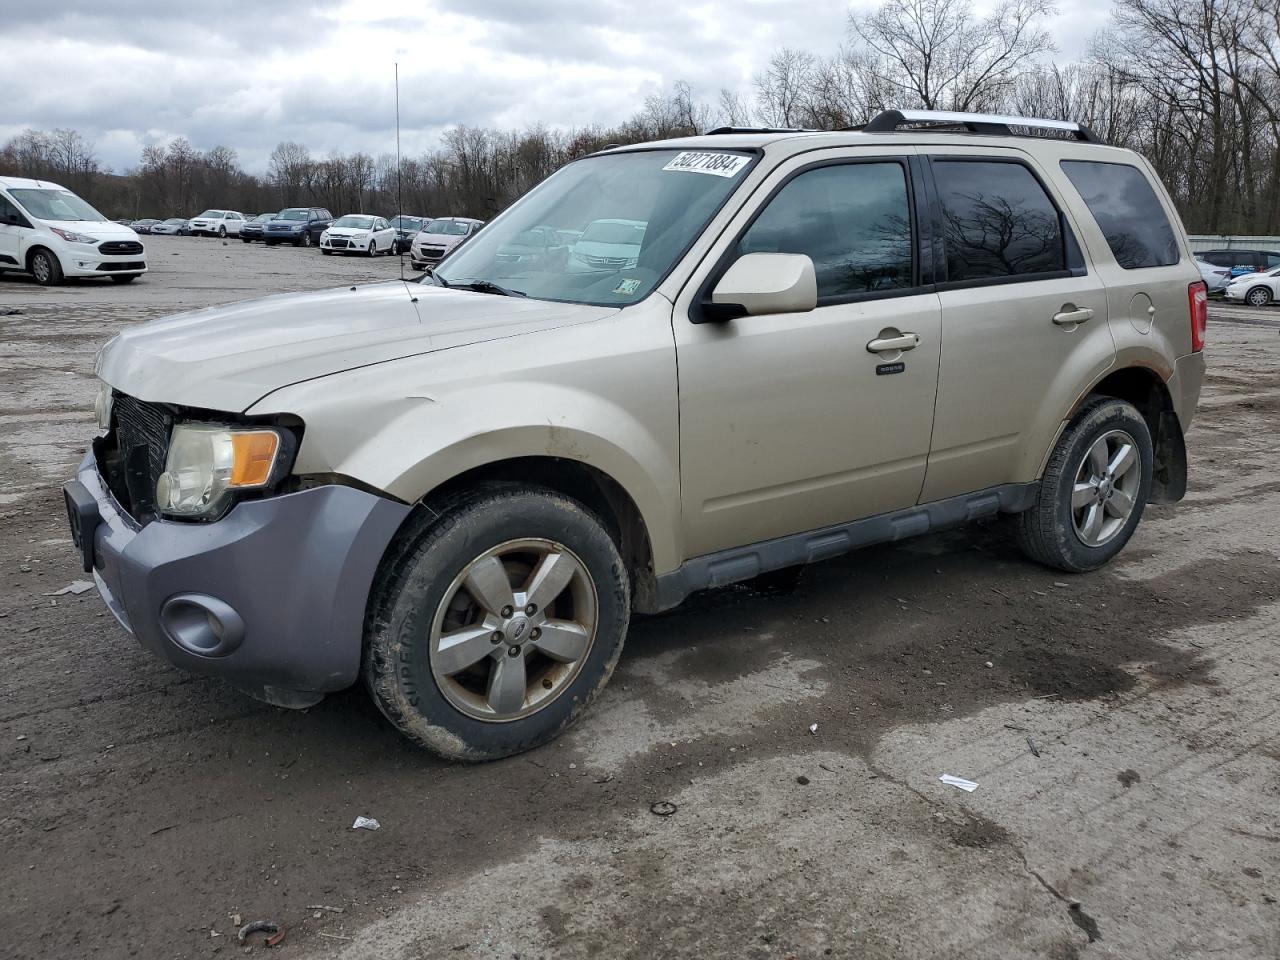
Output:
[[701, 253, 818, 322]]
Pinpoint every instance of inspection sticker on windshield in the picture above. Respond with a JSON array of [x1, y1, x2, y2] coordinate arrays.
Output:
[[662, 152, 750, 178], [613, 278, 643, 295]]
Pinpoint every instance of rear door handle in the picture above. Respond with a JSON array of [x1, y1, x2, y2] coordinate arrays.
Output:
[[866, 333, 920, 354], [1052, 307, 1095, 326]]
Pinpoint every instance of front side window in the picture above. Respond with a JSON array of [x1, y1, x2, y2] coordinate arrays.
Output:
[[1061, 160, 1179, 269], [435, 148, 755, 306], [934, 160, 1065, 282], [737, 161, 914, 298], [0, 194, 26, 224], [8, 188, 106, 223]]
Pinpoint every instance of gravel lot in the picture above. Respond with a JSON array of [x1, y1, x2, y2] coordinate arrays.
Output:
[[2, 236, 1279, 959]]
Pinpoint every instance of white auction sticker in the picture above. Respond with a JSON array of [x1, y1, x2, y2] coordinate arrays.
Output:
[[662, 151, 751, 178]]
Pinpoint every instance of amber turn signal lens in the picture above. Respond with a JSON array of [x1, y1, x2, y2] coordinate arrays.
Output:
[[228, 431, 280, 487]]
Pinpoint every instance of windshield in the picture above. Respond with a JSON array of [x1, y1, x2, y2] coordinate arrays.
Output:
[[9, 188, 107, 223], [197, 210, 224, 218], [390, 216, 423, 230], [253, 213, 276, 222], [163, 218, 185, 225], [428, 220, 473, 237], [332, 215, 375, 229], [434, 149, 755, 305], [277, 208, 308, 221]]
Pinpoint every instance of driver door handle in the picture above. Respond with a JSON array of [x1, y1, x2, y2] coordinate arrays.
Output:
[[1052, 307, 1095, 326], [866, 333, 920, 354]]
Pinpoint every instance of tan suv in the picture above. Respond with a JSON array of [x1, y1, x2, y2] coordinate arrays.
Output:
[[64, 110, 1206, 760]]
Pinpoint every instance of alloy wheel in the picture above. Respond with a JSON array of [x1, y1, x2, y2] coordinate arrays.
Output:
[[1071, 429, 1142, 547], [31, 254, 50, 283], [428, 538, 598, 722], [1247, 286, 1270, 307]]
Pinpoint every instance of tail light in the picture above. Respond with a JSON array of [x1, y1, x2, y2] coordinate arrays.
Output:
[[1188, 281, 1207, 352]]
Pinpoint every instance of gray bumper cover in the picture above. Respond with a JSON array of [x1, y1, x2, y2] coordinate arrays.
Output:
[[73, 454, 411, 701]]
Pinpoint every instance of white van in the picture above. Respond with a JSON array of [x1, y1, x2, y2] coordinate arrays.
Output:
[[0, 176, 147, 285]]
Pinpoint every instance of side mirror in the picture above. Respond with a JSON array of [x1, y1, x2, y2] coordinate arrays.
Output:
[[702, 253, 817, 322]]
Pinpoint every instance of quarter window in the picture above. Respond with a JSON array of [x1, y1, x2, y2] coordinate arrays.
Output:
[[1061, 160, 1179, 269], [934, 160, 1065, 282], [738, 162, 914, 299]]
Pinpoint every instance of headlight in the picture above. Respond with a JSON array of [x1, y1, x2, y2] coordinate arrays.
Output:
[[94, 381, 114, 431], [51, 227, 99, 244], [156, 424, 283, 519]]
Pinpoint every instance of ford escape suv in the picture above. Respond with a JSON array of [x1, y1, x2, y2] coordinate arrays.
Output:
[[65, 110, 1206, 761]]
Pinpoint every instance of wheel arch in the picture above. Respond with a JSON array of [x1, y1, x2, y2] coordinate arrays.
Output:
[[1080, 365, 1186, 503], [394, 455, 662, 614]]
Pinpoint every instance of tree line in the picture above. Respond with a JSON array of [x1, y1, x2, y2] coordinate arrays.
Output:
[[3, 0, 1279, 235]]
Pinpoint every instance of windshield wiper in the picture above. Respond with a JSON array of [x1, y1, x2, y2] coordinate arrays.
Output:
[[452, 279, 526, 298]]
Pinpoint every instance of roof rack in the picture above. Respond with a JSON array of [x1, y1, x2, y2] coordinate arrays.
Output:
[[863, 109, 1107, 145], [703, 126, 817, 136]]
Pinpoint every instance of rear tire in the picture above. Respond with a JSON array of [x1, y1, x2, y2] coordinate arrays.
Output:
[[364, 485, 630, 761], [1015, 396, 1153, 572], [29, 248, 63, 286]]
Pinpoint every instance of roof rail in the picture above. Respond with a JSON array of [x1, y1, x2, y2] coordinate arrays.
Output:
[[863, 109, 1107, 145], [702, 126, 817, 136]]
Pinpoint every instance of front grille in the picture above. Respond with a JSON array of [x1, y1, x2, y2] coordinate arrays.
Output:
[[421, 246, 446, 258], [100, 394, 173, 520], [99, 240, 144, 256], [329, 238, 350, 248], [583, 254, 632, 267]]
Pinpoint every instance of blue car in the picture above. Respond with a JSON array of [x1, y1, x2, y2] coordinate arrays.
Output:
[[263, 207, 332, 247]]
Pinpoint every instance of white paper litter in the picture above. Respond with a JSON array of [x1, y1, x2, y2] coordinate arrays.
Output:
[[352, 816, 380, 831], [44, 580, 95, 597], [808, 723, 818, 735], [939, 774, 979, 792]]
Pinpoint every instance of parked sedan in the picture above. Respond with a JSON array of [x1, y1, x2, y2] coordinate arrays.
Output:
[[129, 218, 162, 234], [320, 215, 396, 256], [240, 212, 278, 243], [408, 216, 483, 269], [1195, 258, 1232, 294], [1224, 266, 1280, 306], [188, 210, 246, 237], [388, 215, 428, 254], [149, 218, 190, 236]]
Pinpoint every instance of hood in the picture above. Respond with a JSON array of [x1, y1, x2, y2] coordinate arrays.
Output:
[[326, 227, 370, 237], [44, 219, 138, 240], [96, 281, 617, 412]]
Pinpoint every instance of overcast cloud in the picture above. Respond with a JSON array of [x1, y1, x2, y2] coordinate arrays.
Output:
[[0, 0, 1111, 174]]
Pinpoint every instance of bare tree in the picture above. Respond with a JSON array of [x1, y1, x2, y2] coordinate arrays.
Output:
[[754, 48, 816, 126], [851, 0, 1056, 111]]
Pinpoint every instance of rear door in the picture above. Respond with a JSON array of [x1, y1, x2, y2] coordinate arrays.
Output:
[[919, 148, 1114, 503], [674, 149, 943, 557]]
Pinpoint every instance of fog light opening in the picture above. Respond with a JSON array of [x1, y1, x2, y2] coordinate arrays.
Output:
[[160, 593, 245, 657]]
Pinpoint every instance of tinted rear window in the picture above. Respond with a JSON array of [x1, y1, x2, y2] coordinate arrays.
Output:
[[934, 160, 1065, 282], [1061, 160, 1179, 269]]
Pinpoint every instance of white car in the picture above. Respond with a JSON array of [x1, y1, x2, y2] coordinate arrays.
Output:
[[1223, 266, 1280, 306], [0, 175, 146, 285], [320, 215, 395, 256], [188, 210, 245, 238], [409, 217, 483, 269]]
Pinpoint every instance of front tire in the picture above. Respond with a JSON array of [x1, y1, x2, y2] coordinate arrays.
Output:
[[218, 225, 227, 238], [1015, 396, 1153, 572], [29, 248, 63, 286], [1246, 285, 1271, 307], [364, 486, 630, 761], [300, 231, 312, 248]]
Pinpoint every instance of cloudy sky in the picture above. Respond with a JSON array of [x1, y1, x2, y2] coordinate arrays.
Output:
[[0, 0, 1110, 174]]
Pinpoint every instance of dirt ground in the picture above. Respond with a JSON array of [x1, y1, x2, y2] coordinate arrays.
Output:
[[2, 237, 1279, 959]]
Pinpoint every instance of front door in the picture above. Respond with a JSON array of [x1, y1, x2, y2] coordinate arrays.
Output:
[[675, 151, 942, 558]]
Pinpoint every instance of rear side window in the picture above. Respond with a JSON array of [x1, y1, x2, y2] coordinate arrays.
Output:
[[933, 160, 1065, 282], [738, 161, 914, 298], [1061, 160, 1179, 269]]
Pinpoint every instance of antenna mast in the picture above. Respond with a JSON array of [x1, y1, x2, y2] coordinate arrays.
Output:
[[395, 61, 404, 281]]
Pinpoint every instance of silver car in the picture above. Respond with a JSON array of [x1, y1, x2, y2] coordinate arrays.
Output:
[[66, 110, 1206, 761]]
